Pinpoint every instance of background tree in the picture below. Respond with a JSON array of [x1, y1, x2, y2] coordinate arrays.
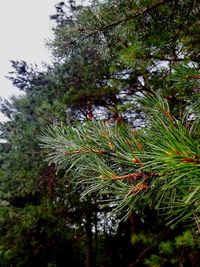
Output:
[[0, 0, 199, 266], [43, 0, 200, 266]]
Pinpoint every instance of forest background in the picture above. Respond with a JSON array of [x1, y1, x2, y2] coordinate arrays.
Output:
[[0, 0, 200, 266]]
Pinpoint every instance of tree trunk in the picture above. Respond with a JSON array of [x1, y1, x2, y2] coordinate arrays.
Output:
[[85, 213, 93, 267]]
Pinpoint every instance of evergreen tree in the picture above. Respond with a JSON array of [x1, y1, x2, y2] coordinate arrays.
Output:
[[0, 62, 92, 266], [42, 0, 200, 266], [0, 0, 199, 266]]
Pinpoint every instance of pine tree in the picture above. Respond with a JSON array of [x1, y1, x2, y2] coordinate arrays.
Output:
[[43, 0, 200, 231], [1, 0, 199, 265], [42, 0, 200, 265]]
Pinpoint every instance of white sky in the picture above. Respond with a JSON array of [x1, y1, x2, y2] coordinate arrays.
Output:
[[0, 0, 61, 97], [0, 0, 90, 121], [0, 0, 61, 120]]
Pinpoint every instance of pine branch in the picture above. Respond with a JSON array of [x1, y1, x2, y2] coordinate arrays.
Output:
[[88, 0, 171, 34], [66, 0, 173, 46], [41, 94, 200, 228]]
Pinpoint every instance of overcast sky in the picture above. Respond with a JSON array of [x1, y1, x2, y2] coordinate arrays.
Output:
[[0, 0, 60, 100], [0, 0, 65, 121], [0, 1, 90, 121]]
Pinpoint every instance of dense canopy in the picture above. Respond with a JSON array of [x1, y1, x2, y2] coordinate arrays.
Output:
[[0, 0, 200, 266]]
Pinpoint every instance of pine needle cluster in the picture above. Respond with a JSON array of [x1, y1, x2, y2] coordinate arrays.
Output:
[[41, 93, 200, 231]]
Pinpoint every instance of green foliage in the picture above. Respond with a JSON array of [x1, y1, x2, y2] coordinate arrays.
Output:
[[0, 201, 85, 267], [170, 64, 200, 92], [41, 93, 200, 230], [0, 0, 200, 266]]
